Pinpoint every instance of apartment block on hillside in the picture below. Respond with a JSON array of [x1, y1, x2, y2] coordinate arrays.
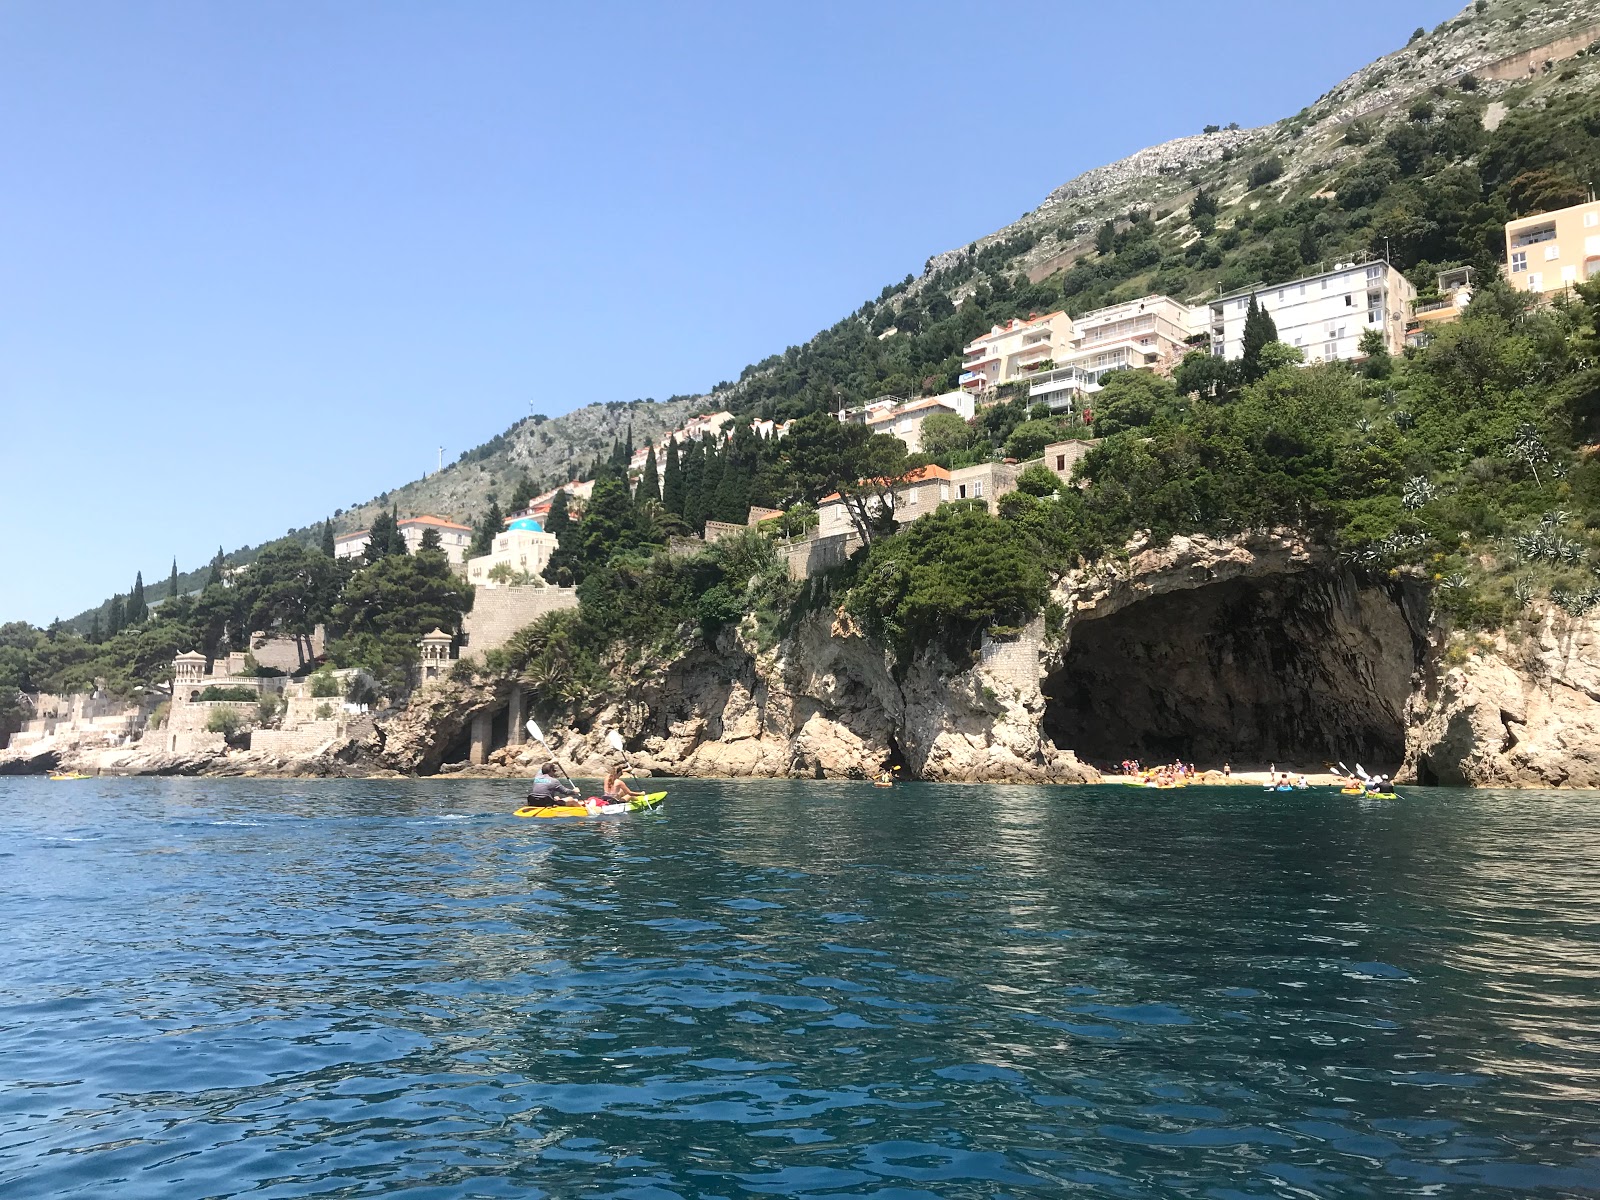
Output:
[[1208, 261, 1416, 363], [959, 312, 1075, 393], [854, 391, 974, 453], [399, 516, 473, 563], [1030, 294, 1199, 412], [1504, 198, 1600, 294], [1406, 267, 1475, 348]]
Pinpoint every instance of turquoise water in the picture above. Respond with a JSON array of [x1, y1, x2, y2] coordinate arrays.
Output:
[[3, 779, 1599, 1198]]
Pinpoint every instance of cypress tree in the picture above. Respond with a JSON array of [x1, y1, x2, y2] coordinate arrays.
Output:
[[681, 440, 707, 532], [108, 594, 125, 637], [366, 508, 403, 562], [623, 423, 634, 464], [696, 441, 726, 533], [167, 557, 180, 603], [320, 519, 336, 557], [88, 611, 102, 644], [662, 438, 684, 515], [638, 445, 660, 501], [469, 502, 503, 558], [207, 547, 225, 589], [1240, 293, 1279, 383], [128, 572, 147, 625], [545, 488, 572, 538]]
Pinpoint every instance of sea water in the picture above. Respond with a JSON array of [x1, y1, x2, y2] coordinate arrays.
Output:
[[2, 777, 1598, 1198]]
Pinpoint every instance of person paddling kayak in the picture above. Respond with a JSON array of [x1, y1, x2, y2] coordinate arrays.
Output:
[[527, 762, 578, 807], [602, 766, 643, 804]]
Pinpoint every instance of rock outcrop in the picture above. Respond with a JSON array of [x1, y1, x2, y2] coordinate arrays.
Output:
[[1403, 612, 1600, 789]]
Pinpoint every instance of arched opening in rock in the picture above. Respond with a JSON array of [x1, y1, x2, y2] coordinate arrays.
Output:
[[1043, 571, 1414, 770]]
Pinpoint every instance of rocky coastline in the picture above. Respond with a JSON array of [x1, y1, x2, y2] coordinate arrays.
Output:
[[10, 533, 1600, 789]]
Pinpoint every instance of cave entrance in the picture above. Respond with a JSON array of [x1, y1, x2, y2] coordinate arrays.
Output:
[[1043, 572, 1412, 770]]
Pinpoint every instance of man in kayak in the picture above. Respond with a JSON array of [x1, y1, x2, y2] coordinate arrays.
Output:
[[527, 762, 579, 807]]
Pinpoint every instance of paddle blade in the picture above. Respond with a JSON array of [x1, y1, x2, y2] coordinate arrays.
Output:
[[526, 719, 544, 743], [606, 729, 625, 752]]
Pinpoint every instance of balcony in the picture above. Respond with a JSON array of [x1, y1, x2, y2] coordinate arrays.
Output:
[[958, 371, 992, 389], [1412, 298, 1458, 315], [1511, 225, 1557, 248]]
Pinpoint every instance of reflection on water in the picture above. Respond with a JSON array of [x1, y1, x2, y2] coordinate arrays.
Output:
[[2, 777, 1600, 1198]]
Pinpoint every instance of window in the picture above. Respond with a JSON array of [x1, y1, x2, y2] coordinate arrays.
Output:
[[1345, 295, 1355, 306], [1055, 455, 1066, 471], [1529, 272, 1543, 292], [1546, 244, 1561, 261], [957, 484, 968, 499], [906, 487, 918, 506], [1367, 265, 1383, 280], [1586, 236, 1600, 255], [940, 484, 949, 501], [1300, 284, 1307, 297], [1321, 279, 1329, 290], [1511, 251, 1527, 273], [1368, 309, 1382, 324], [973, 480, 984, 499], [1562, 265, 1578, 284], [1586, 211, 1599, 228]]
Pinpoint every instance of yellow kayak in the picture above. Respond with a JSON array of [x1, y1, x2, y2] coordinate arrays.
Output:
[[516, 791, 666, 819], [48, 772, 91, 781]]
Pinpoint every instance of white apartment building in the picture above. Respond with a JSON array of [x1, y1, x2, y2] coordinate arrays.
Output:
[[466, 517, 558, 587], [332, 515, 474, 564], [1208, 261, 1416, 364], [959, 312, 1075, 393], [399, 516, 473, 563]]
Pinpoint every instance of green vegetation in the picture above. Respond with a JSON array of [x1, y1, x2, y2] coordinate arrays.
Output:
[[196, 685, 258, 702]]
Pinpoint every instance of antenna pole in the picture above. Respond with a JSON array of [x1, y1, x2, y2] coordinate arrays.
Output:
[[437, 446, 444, 474]]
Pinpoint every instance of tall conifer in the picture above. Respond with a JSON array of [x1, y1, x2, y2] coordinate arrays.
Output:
[[128, 572, 147, 624], [168, 557, 180, 603], [108, 595, 125, 637], [662, 439, 684, 515], [207, 547, 225, 589], [1240, 293, 1279, 383], [638, 445, 660, 501], [320, 520, 336, 557]]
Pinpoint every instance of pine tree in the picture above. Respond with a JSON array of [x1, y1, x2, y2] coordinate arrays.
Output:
[[419, 526, 443, 553], [470, 502, 503, 557], [320, 519, 336, 557], [541, 489, 579, 585], [662, 438, 684, 515], [366, 508, 403, 563], [1240, 294, 1279, 383], [107, 594, 125, 637], [128, 572, 147, 625], [638, 445, 660, 501]]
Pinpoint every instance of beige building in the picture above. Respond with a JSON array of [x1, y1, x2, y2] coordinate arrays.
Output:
[[466, 516, 558, 587], [333, 515, 473, 564], [1406, 267, 1475, 347], [862, 391, 974, 453], [1504, 198, 1600, 295], [948, 462, 1022, 513], [1043, 439, 1099, 485], [959, 311, 1075, 393], [1030, 295, 1199, 412]]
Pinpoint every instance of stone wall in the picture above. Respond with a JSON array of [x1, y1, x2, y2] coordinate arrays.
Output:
[[251, 722, 342, 756], [781, 532, 861, 581], [979, 622, 1044, 692], [462, 585, 579, 655], [248, 626, 325, 673]]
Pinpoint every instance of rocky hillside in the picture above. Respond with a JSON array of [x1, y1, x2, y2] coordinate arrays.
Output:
[[327, 395, 704, 538], [909, 0, 1600, 299]]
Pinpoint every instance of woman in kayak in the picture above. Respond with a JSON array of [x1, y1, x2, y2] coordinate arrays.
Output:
[[602, 766, 642, 804]]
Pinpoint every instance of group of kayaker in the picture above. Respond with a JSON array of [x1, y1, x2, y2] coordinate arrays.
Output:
[[525, 761, 643, 811]]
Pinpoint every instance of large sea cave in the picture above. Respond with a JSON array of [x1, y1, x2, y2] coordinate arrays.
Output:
[[1042, 571, 1418, 769]]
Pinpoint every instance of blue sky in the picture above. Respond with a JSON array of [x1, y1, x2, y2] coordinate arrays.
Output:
[[0, 0, 1464, 625]]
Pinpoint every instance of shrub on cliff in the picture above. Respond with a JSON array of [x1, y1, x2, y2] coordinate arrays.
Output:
[[848, 503, 1050, 664]]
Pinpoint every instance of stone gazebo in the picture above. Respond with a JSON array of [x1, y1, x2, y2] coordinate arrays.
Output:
[[418, 629, 453, 683]]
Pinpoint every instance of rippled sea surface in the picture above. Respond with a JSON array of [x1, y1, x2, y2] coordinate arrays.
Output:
[[4, 779, 1600, 1198]]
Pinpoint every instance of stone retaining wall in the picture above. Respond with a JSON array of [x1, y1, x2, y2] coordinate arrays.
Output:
[[462, 586, 579, 655], [251, 722, 342, 756]]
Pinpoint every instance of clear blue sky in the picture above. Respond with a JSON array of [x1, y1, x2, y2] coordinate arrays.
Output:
[[0, 0, 1463, 625]]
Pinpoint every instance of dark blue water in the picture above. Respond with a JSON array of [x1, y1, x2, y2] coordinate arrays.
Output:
[[3, 779, 1599, 1198]]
